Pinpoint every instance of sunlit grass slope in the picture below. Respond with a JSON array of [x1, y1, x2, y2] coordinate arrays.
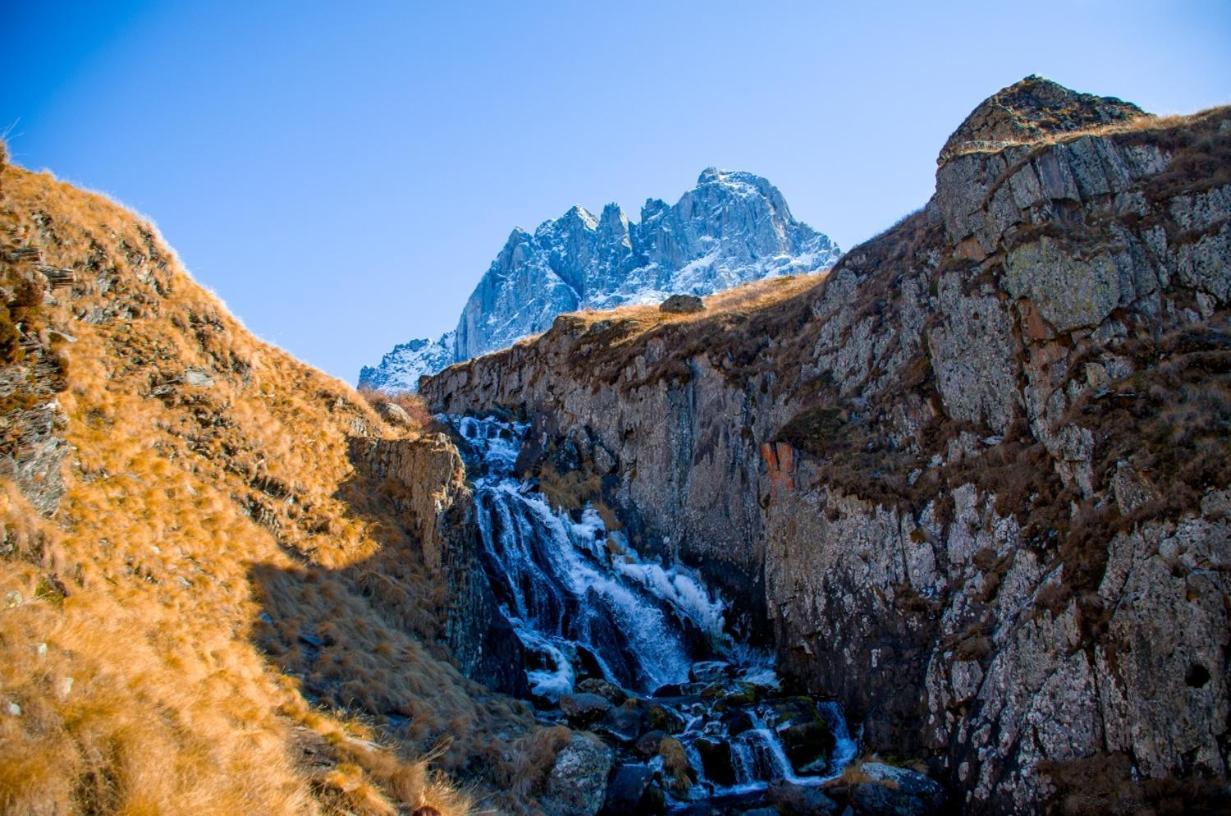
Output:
[[0, 147, 536, 816]]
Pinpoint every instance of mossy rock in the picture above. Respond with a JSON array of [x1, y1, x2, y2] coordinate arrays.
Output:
[[780, 720, 836, 774]]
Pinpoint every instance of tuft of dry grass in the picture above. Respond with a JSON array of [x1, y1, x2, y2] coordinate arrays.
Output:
[[500, 725, 572, 800]]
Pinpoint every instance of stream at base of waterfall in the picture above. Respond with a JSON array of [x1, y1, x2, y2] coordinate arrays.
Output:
[[448, 416, 860, 814]]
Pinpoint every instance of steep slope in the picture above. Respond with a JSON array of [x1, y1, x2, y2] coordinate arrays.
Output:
[[359, 169, 839, 391], [425, 76, 1231, 813], [0, 150, 555, 815]]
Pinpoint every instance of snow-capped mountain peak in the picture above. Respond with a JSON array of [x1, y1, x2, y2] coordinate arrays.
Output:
[[358, 170, 839, 392]]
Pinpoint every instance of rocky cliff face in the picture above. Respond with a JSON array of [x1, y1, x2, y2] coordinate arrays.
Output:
[[359, 169, 839, 391], [348, 431, 529, 696], [424, 77, 1231, 812]]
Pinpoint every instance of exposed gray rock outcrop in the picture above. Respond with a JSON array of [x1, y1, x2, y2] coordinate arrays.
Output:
[[542, 732, 616, 816], [937, 74, 1146, 165]]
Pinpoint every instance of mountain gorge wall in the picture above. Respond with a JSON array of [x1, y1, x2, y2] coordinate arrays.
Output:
[[424, 81, 1231, 812]]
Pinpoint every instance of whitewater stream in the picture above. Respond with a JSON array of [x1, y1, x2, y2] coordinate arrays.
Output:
[[448, 415, 858, 809]]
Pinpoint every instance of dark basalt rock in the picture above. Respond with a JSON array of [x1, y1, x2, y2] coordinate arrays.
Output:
[[559, 692, 614, 726], [721, 709, 755, 736], [600, 763, 664, 816], [651, 681, 705, 697], [694, 736, 737, 786], [767, 781, 840, 815], [765, 696, 821, 729], [597, 702, 645, 744], [578, 677, 628, 705], [634, 729, 667, 758], [645, 702, 687, 733], [848, 763, 945, 816], [781, 720, 836, 774]]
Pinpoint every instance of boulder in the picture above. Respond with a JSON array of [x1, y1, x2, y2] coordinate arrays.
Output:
[[660, 294, 705, 314], [634, 729, 667, 759], [721, 709, 755, 736], [709, 682, 759, 711], [577, 677, 628, 705], [657, 736, 695, 795], [542, 733, 616, 816], [650, 681, 703, 698], [597, 702, 644, 744], [375, 400, 413, 427], [559, 692, 613, 727], [766, 697, 822, 729], [646, 702, 687, 733], [768, 780, 841, 815], [599, 763, 664, 816], [694, 736, 737, 786], [781, 719, 836, 774], [849, 763, 945, 816]]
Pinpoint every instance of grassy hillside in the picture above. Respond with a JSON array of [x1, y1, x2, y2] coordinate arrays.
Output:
[[0, 148, 536, 815]]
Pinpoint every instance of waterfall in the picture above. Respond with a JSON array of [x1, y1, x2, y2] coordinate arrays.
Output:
[[447, 414, 857, 800], [454, 414, 726, 696]]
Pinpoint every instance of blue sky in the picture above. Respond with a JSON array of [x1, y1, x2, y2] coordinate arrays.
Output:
[[3, 1, 1229, 383]]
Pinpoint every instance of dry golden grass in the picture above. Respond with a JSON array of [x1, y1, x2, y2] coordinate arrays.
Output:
[[944, 103, 1230, 160], [583, 272, 821, 334], [0, 155, 540, 814], [521, 272, 827, 353]]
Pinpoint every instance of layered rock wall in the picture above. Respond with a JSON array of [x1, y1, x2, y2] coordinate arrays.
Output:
[[351, 432, 529, 696]]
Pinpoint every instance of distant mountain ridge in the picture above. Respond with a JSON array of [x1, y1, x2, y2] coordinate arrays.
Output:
[[359, 169, 840, 391]]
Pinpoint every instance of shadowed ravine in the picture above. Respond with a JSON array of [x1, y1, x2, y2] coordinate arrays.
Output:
[[448, 415, 859, 808]]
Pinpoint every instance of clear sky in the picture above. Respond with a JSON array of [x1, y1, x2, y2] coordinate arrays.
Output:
[[3, 1, 1229, 383]]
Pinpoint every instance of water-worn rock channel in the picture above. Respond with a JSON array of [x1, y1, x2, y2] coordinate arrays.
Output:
[[449, 416, 868, 814]]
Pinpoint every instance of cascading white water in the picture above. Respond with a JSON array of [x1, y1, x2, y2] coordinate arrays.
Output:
[[453, 415, 727, 697], [447, 414, 858, 801]]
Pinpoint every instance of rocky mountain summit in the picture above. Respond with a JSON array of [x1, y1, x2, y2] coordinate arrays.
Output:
[[937, 75, 1146, 165], [425, 77, 1231, 814], [359, 169, 839, 391]]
